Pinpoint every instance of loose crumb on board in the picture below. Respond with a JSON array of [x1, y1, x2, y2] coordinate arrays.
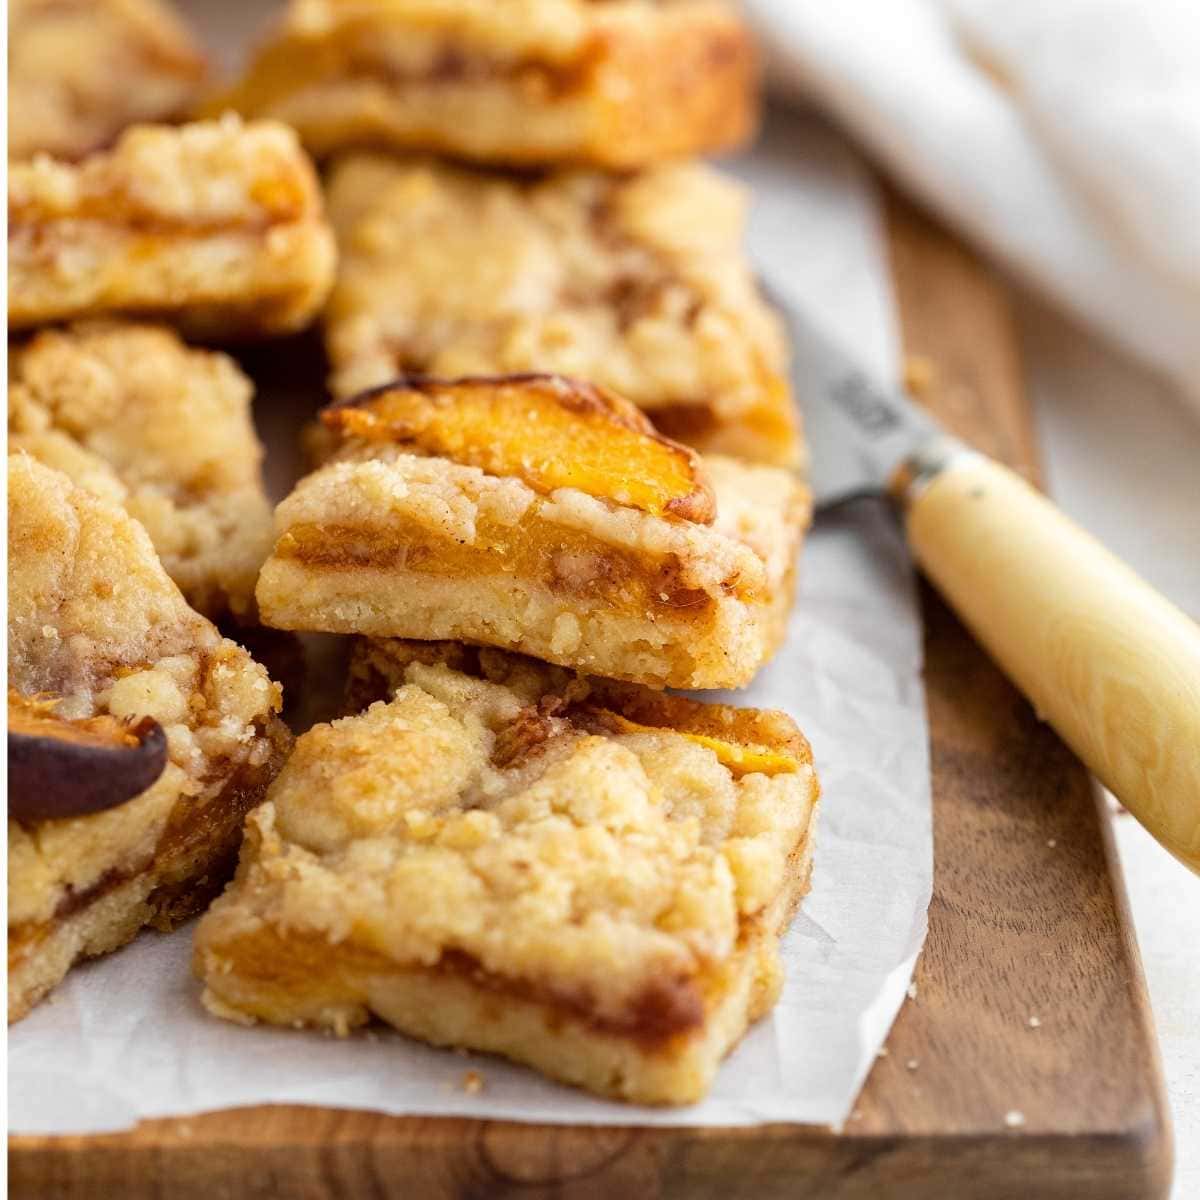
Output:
[[462, 1071, 484, 1095], [1028, 1015, 1042, 1029], [903, 355, 936, 398], [906, 982, 918, 1001], [1046, 838, 1058, 848], [1005, 1110, 1026, 1129], [877, 1047, 889, 1058], [905, 1059, 919, 1071]]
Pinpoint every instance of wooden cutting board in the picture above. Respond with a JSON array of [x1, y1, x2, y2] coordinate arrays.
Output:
[[8, 192, 1173, 1200]]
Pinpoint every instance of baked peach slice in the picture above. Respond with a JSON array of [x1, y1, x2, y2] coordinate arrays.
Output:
[[322, 374, 716, 524], [346, 639, 809, 780], [8, 693, 168, 822], [580, 709, 801, 779]]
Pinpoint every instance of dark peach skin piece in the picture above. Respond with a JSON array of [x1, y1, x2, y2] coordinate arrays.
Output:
[[8, 693, 168, 822]]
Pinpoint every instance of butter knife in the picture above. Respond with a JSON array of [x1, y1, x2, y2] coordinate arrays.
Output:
[[777, 294, 1200, 872]]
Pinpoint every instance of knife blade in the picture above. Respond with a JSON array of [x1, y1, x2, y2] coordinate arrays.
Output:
[[766, 283, 955, 509], [768, 284, 1200, 874]]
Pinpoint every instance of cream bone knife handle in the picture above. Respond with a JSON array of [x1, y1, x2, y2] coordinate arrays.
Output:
[[891, 437, 1200, 873]]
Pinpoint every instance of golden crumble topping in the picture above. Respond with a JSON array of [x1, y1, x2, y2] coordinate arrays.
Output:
[[9, 321, 274, 620]]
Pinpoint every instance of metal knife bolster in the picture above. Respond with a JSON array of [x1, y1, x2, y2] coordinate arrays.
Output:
[[764, 282, 980, 510], [886, 436, 982, 513]]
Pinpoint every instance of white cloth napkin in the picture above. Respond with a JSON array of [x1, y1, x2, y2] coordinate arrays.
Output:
[[746, 0, 1200, 412]]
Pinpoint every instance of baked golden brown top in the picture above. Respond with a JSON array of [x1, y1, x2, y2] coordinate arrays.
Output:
[[9, 321, 274, 619], [323, 155, 793, 452], [196, 641, 818, 1042], [8, 0, 207, 161], [350, 639, 812, 778], [9, 116, 314, 227]]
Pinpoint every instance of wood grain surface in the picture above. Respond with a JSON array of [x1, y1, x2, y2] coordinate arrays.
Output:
[[8, 193, 1173, 1200]]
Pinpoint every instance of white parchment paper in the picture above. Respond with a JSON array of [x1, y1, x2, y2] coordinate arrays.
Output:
[[8, 112, 932, 1135]]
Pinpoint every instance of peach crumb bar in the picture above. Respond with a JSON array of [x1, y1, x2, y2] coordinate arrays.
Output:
[[9, 321, 274, 621], [324, 154, 801, 468], [214, 0, 758, 169], [8, 117, 336, 338], [8, 455, 291, 1022], [194, 641, 819, 1105], [8, 0, 207, 162], [255, 375, 811, 690]]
